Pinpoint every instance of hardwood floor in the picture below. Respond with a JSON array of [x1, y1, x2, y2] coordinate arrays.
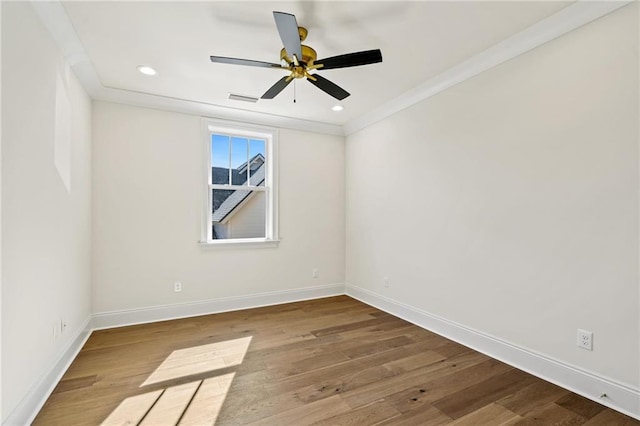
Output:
[[34, 296, 639, 425]]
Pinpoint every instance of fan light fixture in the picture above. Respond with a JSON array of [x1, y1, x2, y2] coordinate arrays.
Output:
[[137, 65, 157, 76]]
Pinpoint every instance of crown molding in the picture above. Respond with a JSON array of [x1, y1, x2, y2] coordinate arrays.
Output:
[[91, 85, 345, 136], [343, 0, 633, 136], [28, 1, 344, 137], [30, 0, 633, 138]]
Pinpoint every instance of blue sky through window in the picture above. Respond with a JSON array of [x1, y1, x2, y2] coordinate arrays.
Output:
[[211, 134, 265, 169]]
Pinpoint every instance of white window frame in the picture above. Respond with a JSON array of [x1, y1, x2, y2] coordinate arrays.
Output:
[[200, 119, 279, 248]]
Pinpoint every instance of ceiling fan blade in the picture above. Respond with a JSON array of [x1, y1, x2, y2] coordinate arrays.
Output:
[[273, 11, 302, 63], [210, 56, 282, 68], [314, 49, 382, 70], [261, 76, 293, 99], [307, 74, 350, 100]]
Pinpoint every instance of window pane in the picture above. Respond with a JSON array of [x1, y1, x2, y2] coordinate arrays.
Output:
[[230, 137, 248, 185], [211, 135, 230, 184], [249, 139, 266, 187], [212, 189, 266, 239]]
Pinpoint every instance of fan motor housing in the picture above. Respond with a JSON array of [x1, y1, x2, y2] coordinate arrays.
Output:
[[280, 45, 317, 67]]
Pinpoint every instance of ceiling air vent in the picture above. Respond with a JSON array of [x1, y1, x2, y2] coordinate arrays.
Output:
[[228, 93, 259, 103]]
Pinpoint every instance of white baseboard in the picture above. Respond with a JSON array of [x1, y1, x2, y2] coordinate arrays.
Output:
[[3, 315, 93, 426], [345, 283, 640, 420], [8, 283, 638, 425], [91, 283, 345, 330], [3, 284, 345, 426]]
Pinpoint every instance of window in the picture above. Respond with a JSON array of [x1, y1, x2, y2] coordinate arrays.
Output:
[[201, 120, 278, 246]]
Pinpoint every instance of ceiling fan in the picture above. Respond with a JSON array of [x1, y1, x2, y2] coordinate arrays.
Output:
[[210, 11, 383, 101]]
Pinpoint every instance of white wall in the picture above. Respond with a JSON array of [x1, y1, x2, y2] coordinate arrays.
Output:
[[3, 0, 636, 422], [346, 3, 638, 390], [92, 101, 344, 313], [1, 2, 92, 422]]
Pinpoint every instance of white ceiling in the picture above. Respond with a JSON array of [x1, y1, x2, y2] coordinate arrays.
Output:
[[59, 1, 573, 128]]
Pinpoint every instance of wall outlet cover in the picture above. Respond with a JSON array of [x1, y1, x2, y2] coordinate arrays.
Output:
[[577, 329, 593, 351]]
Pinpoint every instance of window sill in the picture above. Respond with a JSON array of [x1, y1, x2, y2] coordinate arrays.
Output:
[[198, 238, 280, 250]]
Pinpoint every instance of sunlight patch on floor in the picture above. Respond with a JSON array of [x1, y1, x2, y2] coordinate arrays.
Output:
[[179, 374, 236, 425], [101, 336, 251, 425], [141, 336, 252, 386], [139, 381, 201, 425], [101, 390, 164, 425]]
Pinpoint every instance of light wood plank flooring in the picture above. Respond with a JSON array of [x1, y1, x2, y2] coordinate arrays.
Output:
[[34, 296, 639, 425]]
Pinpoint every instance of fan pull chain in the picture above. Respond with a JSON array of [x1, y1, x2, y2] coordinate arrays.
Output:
[[293, 80, 297, 103]]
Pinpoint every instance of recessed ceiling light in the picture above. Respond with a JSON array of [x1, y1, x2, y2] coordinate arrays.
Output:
[[332, 105, 344, 112], [137, 65, 157, 76]]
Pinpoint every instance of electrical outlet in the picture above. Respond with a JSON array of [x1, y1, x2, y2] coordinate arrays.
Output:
[[312, 268, 319, 279], [174, 282, 182, 292], [577, 329, 593, 351], [383, 277, 390, 288]]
